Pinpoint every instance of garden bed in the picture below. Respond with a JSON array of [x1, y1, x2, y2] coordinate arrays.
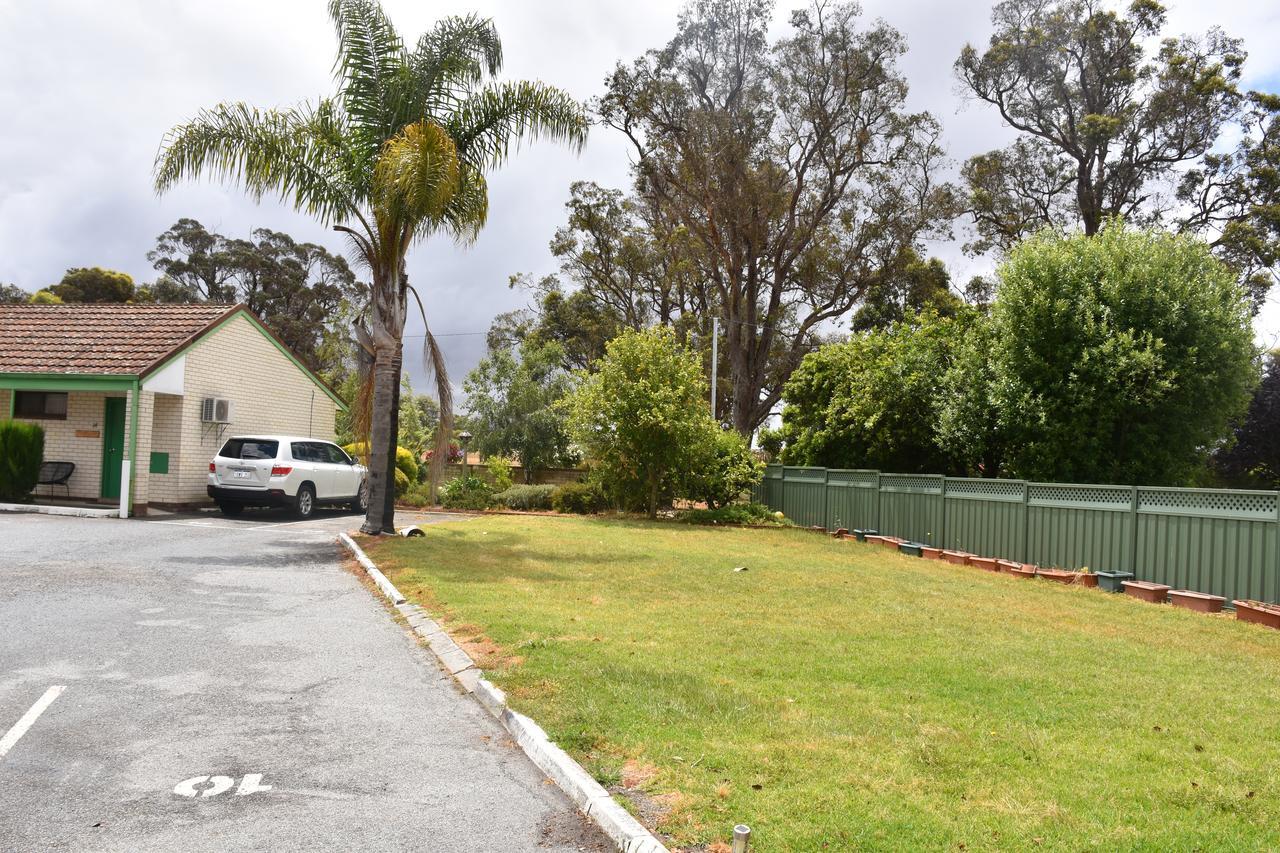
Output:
[[368, 516, 1280, 851]]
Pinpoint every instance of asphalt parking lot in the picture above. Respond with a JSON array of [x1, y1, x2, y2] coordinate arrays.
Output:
[[0, 508, 607, 852]]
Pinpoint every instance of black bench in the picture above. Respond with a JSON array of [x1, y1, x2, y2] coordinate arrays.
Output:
[[37, 461, 75, 496]]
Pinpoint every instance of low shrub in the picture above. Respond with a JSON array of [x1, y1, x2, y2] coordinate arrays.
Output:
[[0, 421, 44, 502], [343, 442, 420, 484], [677, 502, 786, 526], [486, 456, 515, 492], [400, 483, 433, 507], [493, 484, 557, 510], [552, 481, 608, 514], [440, 474, 494, 510]]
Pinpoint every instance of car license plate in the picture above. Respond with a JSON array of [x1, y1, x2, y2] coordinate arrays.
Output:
[[233, 470, 252, 480]]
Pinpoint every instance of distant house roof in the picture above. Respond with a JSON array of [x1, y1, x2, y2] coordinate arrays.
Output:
[[0, 303, 346, 409], [0, 303, 238, 375]]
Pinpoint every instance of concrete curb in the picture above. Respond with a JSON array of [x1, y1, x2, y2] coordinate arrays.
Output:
[[338, 532, 406, 604], [0, 502, 118, 518], [337, 532, 669, 853]]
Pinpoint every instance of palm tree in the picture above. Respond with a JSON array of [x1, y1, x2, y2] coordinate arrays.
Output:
[[155, 0, 587, 533]]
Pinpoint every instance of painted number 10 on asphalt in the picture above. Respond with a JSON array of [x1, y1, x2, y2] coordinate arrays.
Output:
[[174, 773, 271, 798]]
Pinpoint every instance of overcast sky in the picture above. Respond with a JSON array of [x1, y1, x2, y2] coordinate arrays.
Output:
[[2, 0, 1278, 397]]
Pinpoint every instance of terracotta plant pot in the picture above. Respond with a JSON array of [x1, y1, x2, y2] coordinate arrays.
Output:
[[831, 528, 849, 539], [921, 546, 943, 560], [1037, 568, 1076, 584], [1168, 590, 1226, 614], [898, 542, 923, 557], [863, 535, 886, 546], [941, 550, 972, 566], [1094, 571, 1135, 593], [853, 528, 877, 542], [969, 556, 1000, 572], [1009, 564, 1037, 579], [995, 559, 1021, 573], [1121, 580, 1171, 604], [1075, 572, 1099, 588], [1232, 600, 1280, 629]]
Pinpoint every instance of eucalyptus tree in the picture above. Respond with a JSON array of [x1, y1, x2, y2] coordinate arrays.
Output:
[[155, 0, 586, 533], [598, 0, 958, 435]]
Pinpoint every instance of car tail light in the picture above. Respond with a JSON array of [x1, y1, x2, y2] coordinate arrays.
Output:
[[270, 465, 292, 477], [209, 462, 216, 473]]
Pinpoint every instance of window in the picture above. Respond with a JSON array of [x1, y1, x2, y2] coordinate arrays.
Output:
[[219, 438, 279, 460], [14, 391, 68, 420], [323, 444, 352, 465]]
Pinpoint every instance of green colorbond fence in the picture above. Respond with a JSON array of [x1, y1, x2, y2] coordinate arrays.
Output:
[[752, 465, 1280, 605]]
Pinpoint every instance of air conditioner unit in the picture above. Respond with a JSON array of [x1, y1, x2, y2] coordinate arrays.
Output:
[[201, 397, 234, 424]]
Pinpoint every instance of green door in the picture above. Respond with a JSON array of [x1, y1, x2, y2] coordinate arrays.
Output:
[[100, 397, 126, 499]]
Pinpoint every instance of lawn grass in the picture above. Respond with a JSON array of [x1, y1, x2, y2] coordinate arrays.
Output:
[[368, 515, 1280, 851]]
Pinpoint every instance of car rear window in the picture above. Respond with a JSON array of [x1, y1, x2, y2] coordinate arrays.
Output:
[[219, 438, 279, 460]]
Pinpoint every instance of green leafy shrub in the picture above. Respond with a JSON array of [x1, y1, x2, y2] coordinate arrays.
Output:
[[677, 503, 784, 526], [0, 421, 44, 502], [551, 481, 608, 514], [493, 484, 557, 510], [486, 456, 515, 491], [440, 474, 493, 510], [400, 482, 433, 507], [686, 428, 763, 509]]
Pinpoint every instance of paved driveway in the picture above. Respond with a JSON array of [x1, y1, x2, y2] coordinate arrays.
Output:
[[0, 509, 607, 852]]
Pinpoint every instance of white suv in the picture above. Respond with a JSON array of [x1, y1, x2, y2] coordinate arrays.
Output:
[[208, 435, 368, 519]]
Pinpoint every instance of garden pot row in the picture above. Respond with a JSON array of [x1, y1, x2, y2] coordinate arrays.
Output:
[[829, 526, 1280, 629]]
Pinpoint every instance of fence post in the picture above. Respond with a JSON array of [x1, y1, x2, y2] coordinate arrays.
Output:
[[874, 470, 882, 532], [1021, 481, 1031, 564], [939, 476, 947, 549], [822, 467, 830, 530], [1129, 485, 1139, 576]]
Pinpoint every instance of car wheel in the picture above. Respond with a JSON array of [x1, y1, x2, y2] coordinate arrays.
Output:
[[350, 480, 369, 514], [218, 502, 244, 517], [294, 483, 316, 519]]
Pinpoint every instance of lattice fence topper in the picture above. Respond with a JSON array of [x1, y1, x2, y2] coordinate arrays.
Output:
[[880, 474, 944, 494], [782, 466, 826, 483], [827, 469, 878, 488], [1027, 483, 1132, 510], [944, 478, 1026, 502], [1138, 488, 1279, 521]]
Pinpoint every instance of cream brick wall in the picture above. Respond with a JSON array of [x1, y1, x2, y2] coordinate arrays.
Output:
[[2, 388, 127, 501], [146, 393, 185, 504], [163, 313, 339, 504]]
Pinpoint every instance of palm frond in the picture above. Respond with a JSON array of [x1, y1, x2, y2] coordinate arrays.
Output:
[[374, 120, 462, 226], [327, 0, 410, 150], [409, 14, 503, 109], [154, 101, 359, 223], [446, 81, 588, 171], [407, 285, 453, 498], [437, 164, 490, 242]]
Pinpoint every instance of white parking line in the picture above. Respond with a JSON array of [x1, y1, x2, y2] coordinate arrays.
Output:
[[0, 686, 65, 760]]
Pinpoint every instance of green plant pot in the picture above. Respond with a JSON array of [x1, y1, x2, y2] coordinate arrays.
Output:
[[853, 528, 878, 542], [1094, 571, 1135, 593], [898, 542, 923, 557]]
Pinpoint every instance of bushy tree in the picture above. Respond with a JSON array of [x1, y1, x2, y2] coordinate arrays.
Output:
[[567, 326, 750, 517], [464, 340, 578, 482], [0, 283, 29, 303], [980, 223, 1257, 484], [50, 268, 135, 303], [686, 427, 762, 509], [1213, 352, 1280, 488], [850, 251, 963, 332], [780, 312, 965, 473], [0, 421, 44, 502]]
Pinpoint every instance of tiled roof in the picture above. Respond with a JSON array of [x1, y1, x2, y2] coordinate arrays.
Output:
[[0, 303, 239, 375]]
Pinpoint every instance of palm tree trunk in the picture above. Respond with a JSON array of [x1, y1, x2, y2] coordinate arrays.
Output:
[[381, 352, 403, 532], [360, 340, 400, 534]]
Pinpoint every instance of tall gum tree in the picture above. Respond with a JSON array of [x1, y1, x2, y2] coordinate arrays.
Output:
[[597, 0, 958, 435]]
